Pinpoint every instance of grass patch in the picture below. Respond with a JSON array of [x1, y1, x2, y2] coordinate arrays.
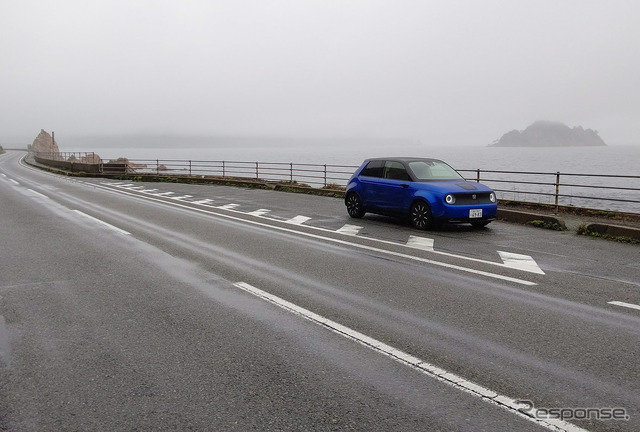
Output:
[[322, 183, 346, 191], [527, 220, 565, 231]]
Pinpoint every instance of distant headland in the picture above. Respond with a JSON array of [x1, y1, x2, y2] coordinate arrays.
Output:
[[490, 121, 607, 147]]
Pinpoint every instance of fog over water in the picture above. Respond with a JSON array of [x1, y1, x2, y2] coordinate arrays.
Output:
[[2, 1, 640, 150]]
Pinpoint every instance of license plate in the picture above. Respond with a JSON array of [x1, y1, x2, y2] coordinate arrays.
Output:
[[469, 209, 482, 218]]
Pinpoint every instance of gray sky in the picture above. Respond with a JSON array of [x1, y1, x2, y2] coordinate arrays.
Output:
[[2, 0, 639, 146]]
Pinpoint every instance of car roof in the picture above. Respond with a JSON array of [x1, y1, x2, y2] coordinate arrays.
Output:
[[364, 157, 444, 163]]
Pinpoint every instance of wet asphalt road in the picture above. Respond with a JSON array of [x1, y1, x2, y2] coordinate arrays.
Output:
[[1, 151, 639, 432]]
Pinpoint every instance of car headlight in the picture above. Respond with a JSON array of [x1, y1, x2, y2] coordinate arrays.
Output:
[[445, 194, 455, 204], [489, 192, 496, 203]]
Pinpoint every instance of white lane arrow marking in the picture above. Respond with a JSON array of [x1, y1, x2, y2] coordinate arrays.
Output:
[[192, 199, 215, 205], [285, 215, 311, 225], [217, 203, 240, 210], [247, 208, 271, 217], [336, 224, 362, 236], [498, 251, 545, 275], [406, 235, 435, 252]]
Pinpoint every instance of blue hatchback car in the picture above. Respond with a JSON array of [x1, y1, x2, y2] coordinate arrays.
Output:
[[345, 157, 497, 229]]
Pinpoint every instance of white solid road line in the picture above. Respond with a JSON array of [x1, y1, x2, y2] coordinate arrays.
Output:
[[9, 179, 19, 185], [27, 189, 49, 199], [93, 182, 544, 276], [247, 208, 271, 217], [608, 301, 640, 311], [85, 182, 536, 285], [286, 215, 311, 225], [336, 224, 363, 236], [72, 210, 131, 235], [405, 236, 544, 275], [234, 281, 587, 432]]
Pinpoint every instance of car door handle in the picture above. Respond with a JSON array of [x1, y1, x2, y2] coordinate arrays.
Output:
[[401, 184, 409, 188]]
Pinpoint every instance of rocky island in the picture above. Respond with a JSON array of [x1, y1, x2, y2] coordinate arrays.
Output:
[[490, 121, 607, 147]]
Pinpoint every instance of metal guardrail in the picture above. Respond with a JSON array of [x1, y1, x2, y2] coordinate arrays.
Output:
[[458, 169, 640, 213], [34, 152, 640, 213], [115, 158, 358, 188]]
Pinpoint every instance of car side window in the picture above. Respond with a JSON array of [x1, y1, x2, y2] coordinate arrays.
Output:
[[360, 160, 384, 178], [383, 161, 411, 181]]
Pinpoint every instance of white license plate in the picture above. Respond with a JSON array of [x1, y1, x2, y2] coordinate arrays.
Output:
[[469, 209, 483, 218]]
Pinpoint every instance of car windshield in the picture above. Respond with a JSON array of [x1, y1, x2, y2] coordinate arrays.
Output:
[[408, 160, 463, 181]]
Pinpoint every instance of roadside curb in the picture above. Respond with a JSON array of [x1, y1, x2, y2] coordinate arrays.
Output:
[[584, 223, 640, 241], [497, 208, 567, 230]]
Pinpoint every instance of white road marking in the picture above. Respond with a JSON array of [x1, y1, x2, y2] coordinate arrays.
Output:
[[192, 199, 215, 205], [9, 179, 19, 185], [247, 208, 271, 217], [86, 183, 536, 285], [0, 173, 6, 177], [286, 215, 311, 225], [154, 191, 175, 196], [336, 224, 362, 236], [27, 189, 49, 199], [140, 188, 158, 193], [117, 183, 135, 188], [498, 252, 545, 275], [406, 235, 435, 252], [172, 195, 193, 201], [72, 210, 131, 235], [217, 203, 240, 210], [127, 186, 145, 190], [234, 282, 586, 432], [608, 301, 640, 311], [92, 182, 544, 276]]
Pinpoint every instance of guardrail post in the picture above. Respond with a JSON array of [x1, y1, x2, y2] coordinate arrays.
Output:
[[255, 162, 259, 179], [156, 159, 159, 175], [222, 160, 226, 177], [189, 160, 192, 177], [324, 164, 327, 187], [290, 163, 293, 183], [476, 169, 481, 183], [554, 171, 560, 213]]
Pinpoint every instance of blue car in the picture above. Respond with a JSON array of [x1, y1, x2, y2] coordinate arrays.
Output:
[[345, 157, 497, 229]]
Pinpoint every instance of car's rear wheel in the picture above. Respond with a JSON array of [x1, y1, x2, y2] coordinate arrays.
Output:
[[346, 192, 365, 218], [471, 221, 491, 228], [410, 200, 432, 230]]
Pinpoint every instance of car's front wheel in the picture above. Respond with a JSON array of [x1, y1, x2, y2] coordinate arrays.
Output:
[[346, 192, 365, 218], [410, 200, 432, 230]]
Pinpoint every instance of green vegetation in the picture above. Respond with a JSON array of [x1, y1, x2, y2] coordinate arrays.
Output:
[[585, 209, 618, 218], [276, 180, 312, 188], [527, 220, 565, 231], [322, 183, 346, 191], [576, 224, 639, 244]]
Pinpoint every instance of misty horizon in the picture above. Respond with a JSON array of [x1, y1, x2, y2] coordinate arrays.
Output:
[[2, 1, 639, 147]]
